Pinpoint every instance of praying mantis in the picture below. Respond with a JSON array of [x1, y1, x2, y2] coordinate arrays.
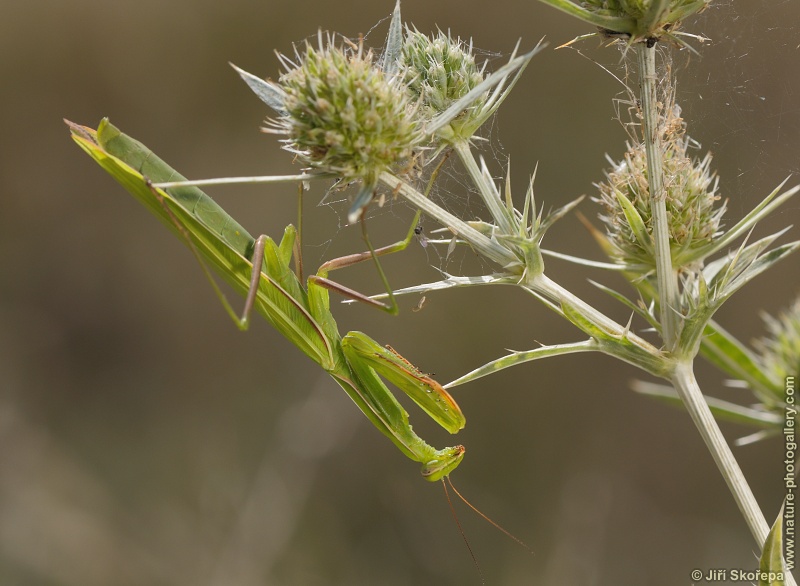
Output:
[[67, 117, 466, 481], [65, 0, 533, 491]]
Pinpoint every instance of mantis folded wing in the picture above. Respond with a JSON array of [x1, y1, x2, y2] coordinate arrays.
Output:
[[67, 119, 465, 481]]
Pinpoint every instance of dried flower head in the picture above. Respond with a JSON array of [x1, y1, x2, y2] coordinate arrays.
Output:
[[539, 0, 711, 44], [400, 28, 486, 140], [270, 34, 419, 218], [756, 296, 800, 386], [595, 102, 725, 273]]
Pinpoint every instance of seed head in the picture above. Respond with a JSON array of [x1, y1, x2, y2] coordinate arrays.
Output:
[[595, 102, 725, 273], [273, 35, 418, 189]]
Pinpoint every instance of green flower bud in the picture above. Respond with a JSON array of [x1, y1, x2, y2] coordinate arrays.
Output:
[[274, 36, 418, 191], [400, 28, 487, 141], [595, 103, 726, 273]]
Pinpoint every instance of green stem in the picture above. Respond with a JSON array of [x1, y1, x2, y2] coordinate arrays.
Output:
[[637, 44, 681, 350], [531, 274, 665, 373], [670, 362, 782, 562], [637, 44, 789, 572], [378, 171, 515, 267]]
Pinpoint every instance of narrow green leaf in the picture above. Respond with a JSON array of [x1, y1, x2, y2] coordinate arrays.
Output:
[[445, 340, 597, 388], [540, 248, 627, 270], [349, 272, 514, 304], [667, 1, 713, 23], [631, 380, 782, 429], [426, 45, 541, 137], [722, 242, 800, 302], [700, 321, 782, 400], [705, 228, 790, 294], [759, 505, 787, 586], [683, 239, 800, 356], [679, 180, 799, 266]]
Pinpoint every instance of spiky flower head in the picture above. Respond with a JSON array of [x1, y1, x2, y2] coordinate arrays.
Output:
[[595, 102, 726, 273], [539, 0, 711, 44], [756, 296, 800, 386], [400, 28, 486, 141], [272, 34, 418, 195]]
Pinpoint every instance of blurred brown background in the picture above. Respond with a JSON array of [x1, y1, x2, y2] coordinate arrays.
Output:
[[2, 0, 799, 584]]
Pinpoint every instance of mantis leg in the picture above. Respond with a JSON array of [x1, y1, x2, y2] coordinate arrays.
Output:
[[145, 176, 273, 332], [310, 211, 422, 314], [336, 334, 465, 481], [145, 173, 318, 342], [309, 150, 451, 314], [342, 331, 465, 434]]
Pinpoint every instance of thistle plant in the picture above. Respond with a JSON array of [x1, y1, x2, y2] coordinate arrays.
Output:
[[533, 1, 797, 578], [70, 0, 799, 580]]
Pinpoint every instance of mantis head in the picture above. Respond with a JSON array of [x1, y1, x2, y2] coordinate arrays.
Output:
[[421, 445, 465, 481]]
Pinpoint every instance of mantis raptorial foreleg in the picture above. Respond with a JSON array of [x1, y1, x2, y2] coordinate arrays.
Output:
[[335, 329, 465, 480], [341, 331, 464, 434]]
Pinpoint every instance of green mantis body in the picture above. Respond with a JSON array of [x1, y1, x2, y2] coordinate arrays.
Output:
[[68, 118, 465, 481]]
